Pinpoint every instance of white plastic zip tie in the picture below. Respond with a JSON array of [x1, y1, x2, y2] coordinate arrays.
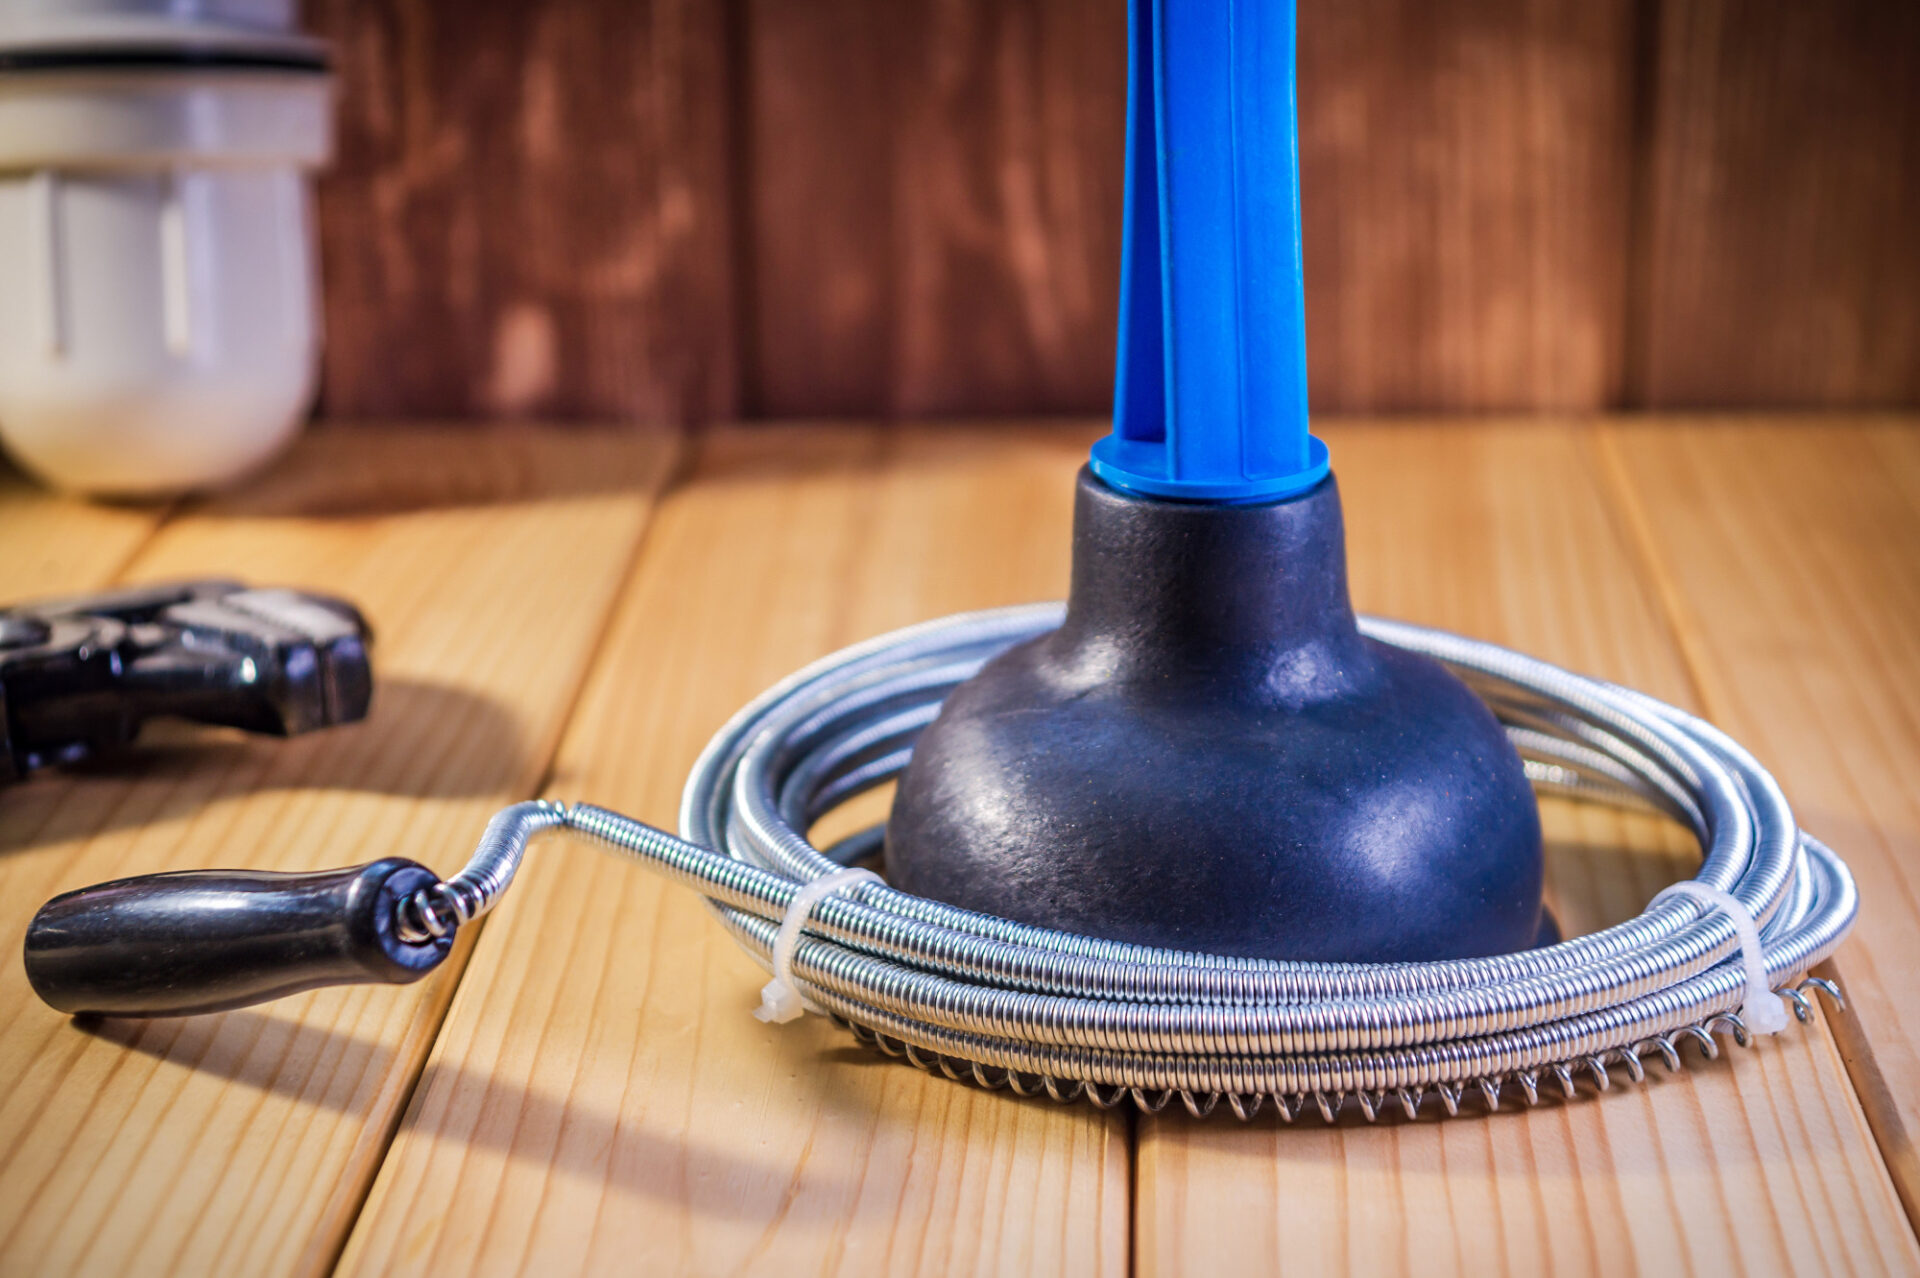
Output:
[[1651, 881, 1791, 1035], [755, 867, 885, 1024]]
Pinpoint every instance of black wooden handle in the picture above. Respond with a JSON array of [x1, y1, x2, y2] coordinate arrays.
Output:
[[23, 859, 453, 1017]]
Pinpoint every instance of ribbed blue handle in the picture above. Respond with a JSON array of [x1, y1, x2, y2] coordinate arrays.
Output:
[[1091, 0, 1328, 504]]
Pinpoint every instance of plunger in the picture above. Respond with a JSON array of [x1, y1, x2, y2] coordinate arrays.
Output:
[[886, 0, 1548, 961]]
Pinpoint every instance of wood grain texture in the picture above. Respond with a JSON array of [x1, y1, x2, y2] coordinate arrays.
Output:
[[1597, 417, 1920, 1226], [742, 0, 1127, 419], [0, 426, 676, 1278], [337, 424, 1130, 1278], [0, 462, 165, 597], [1297, 1, 1637, 412], [6, 418, 1917, 1275], [1136, 421, 1919, 1277], [303, 1, 1920, 421], [741, 0, 1638, 419], [1635, 5, 1920, 409], [308, 0, 736, 423]]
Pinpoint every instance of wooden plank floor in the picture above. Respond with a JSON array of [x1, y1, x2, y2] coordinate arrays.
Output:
[[1598, 419, 1920, 1229], [0, 426, 677, 1278], [2, 416, 1915, 1276], [336, 427, 1129, 1278], [1137, 423, 1917, 1278], [0, 464, 167, 598]]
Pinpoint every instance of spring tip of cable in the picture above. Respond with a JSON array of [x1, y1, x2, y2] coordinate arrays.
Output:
[[834, 975, 1848, 1125]]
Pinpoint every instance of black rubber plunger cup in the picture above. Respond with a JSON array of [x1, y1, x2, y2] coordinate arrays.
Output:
[[884, 0, 1546, 961], [887, 468, 1546, 960]]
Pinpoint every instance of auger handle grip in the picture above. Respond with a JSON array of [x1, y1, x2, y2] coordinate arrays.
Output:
[[24, 859, 451, 1017]]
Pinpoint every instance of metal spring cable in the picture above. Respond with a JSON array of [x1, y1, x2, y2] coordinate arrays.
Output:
[[397, 604, 1857, 1121]]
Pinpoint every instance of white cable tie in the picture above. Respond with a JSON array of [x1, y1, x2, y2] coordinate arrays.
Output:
[[755, 867, 884, 1025], [1651, 881, 1790, 1035]]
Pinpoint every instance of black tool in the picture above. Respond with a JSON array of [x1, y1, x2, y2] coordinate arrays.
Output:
[[0, 579, 371, 783], [26, 858, 448, 1017]]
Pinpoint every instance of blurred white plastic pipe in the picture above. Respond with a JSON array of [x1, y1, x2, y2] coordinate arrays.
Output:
[[0, 0, 332, 497]]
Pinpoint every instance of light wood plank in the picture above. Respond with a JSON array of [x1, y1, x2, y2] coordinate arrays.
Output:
[[1138, 421, 1918, 1277], [1597, 416, 1920, 1226], [0, 425, 677, 1278], [338, 424, 1129, 1278], [0, 461, 167, 597]]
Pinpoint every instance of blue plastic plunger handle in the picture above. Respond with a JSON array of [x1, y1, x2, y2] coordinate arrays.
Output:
[[1091, 0, 1330, 504]]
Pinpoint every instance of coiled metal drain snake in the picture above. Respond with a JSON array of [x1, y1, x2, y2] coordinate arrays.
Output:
[[397, 604, 1857, 1122]]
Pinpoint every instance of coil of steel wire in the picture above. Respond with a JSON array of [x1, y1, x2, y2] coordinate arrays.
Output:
[[400, 604, 1856, 1122]]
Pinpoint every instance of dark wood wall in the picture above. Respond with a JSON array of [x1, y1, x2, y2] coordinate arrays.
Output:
[[306, 0, 1920, 425]]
